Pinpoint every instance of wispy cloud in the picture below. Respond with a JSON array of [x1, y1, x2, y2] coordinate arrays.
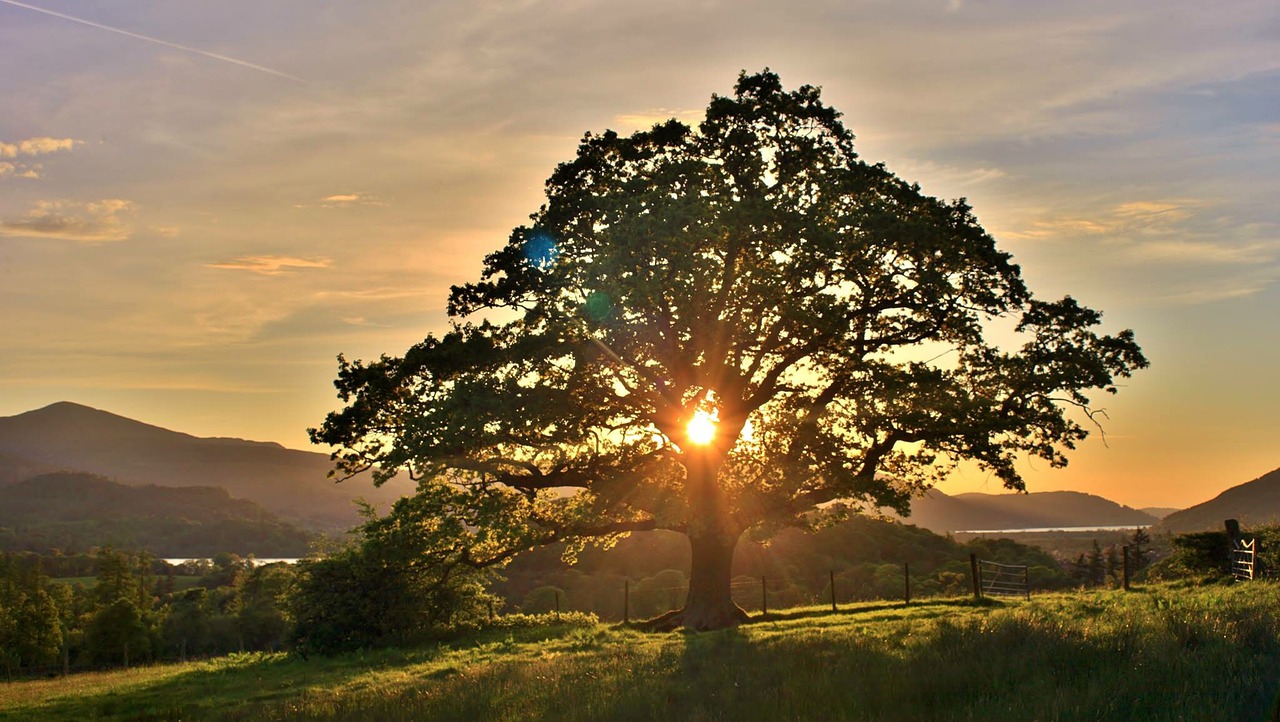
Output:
[[293, 193, 386, 209], [0, 199, 136, 241], [1005, 199, 1205, 241], [0, 0, 304, 83], [206, 255, 333, 276]]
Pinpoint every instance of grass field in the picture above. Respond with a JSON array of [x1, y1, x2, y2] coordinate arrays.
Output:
[[3, 583, 1279, 721]]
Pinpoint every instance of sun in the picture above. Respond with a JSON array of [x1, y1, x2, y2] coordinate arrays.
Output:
[[686, 409, 718, 446]]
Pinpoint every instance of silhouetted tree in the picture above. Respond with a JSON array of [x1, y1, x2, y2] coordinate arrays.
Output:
[[314, 70, 1147, 630], [1131, 527, 1152, 571], [1105, 544, 1121, 586], [1087, 540, 1106, 587], [1070, 553, 1091, 587]]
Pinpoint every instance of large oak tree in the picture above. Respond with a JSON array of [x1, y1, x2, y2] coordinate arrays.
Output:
[[313, 71, 1147, 630]]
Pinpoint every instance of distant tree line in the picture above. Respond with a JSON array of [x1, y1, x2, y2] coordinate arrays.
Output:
[[0, 473, 315, 558], [1065, 528, 1154, 588], [0, 550, 295, 677]]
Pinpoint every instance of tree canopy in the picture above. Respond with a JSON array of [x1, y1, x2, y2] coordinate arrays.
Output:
[[313, 70, 1147, 629]]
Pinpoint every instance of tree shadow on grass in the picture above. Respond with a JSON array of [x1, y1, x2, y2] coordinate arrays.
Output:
[[744, 595, 1003, 626]]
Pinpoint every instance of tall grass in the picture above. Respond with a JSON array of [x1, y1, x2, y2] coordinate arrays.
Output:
[[4, 585, 1280, 721]]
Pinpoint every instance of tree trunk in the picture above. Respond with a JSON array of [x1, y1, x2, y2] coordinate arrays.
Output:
[[644, 453, 748, 632], [680, 524, 748, 630]]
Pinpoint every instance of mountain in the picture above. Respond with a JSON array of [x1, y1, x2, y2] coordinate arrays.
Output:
[[1139, 507, 1180, 520], [0, 471, 315, 556], [1156, 467, 1280, 534], [0, 402, 413, 532], [0, 450, 58, 485], [894, 488, 1159, 533]]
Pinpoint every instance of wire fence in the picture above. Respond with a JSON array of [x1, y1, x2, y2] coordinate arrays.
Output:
[[524, 556, 1036, 623]]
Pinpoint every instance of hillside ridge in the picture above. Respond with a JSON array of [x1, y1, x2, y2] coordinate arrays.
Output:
[[0, 401, 413, 532]]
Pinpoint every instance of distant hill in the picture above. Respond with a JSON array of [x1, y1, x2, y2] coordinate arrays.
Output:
[[0, 402, 413, 532], [0, 450, 58, 486], [0, 472, 316, 556], [893, 489, 1159, 533], [1157, 467, 1280, 534], [1140, 507, 1180, 520]]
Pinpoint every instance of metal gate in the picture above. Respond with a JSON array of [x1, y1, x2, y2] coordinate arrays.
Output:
[[1232, 538, 1256, 581]]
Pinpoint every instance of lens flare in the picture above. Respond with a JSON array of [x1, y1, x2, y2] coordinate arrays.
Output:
[[686, 410, 717, 446]]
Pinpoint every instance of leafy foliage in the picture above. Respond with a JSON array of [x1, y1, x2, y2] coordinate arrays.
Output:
[[1147, 524, 1279, 581], [290, 505, 496, 655], [313, 70, 1146, 627]]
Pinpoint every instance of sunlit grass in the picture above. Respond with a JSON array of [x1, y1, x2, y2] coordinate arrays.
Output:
[[5, 585, 1280, 721]]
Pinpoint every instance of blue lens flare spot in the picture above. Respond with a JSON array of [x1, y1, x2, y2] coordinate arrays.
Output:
[[524, 231, 559, 268]]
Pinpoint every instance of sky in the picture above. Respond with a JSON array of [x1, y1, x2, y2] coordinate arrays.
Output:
[[1, 0, 1277, 509]]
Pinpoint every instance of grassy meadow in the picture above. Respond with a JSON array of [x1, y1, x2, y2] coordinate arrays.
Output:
[[3, 583, 1279, 721]]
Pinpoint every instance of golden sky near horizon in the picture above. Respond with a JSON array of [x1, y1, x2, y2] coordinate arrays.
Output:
[[1, 0, 1278, 509]]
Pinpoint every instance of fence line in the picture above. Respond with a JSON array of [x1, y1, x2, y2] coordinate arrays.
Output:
[[542, 558, 1040, 622]]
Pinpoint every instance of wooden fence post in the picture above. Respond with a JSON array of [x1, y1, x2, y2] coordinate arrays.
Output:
[[762, 576, 768, 615], [969, 553, 982, 600], [1024, 564, 1030, 601], [555, 589, 560, 619], [904, 562, 911, 605], [830, 570, 837, 612], [1122, 545, 1131, 591], [624, 579, 630, 624]]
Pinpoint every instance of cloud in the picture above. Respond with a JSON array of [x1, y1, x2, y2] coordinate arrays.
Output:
[[1124, 240, 1275, 265], [0, 199, 136, 241], [0, 137, 82, 158], [1004, 199, 1206, 241], [0, 136, 81, 180], [0, 162, 44, 179], [206, 255, 333, 275], [293, 193, 386, 209], [882, 158, 1006, 198]]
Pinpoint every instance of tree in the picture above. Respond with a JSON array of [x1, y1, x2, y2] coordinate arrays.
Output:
[[236, 563, 296, 652], [1104, 544, 1121, 587], [291, 507, 494, 655], [0, 555, 62, 677], [1130, 526, 1152, 571], [1087, 540, 1106, 587], [85, 548, 157, 667], [313, 70, 1147, 630]]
